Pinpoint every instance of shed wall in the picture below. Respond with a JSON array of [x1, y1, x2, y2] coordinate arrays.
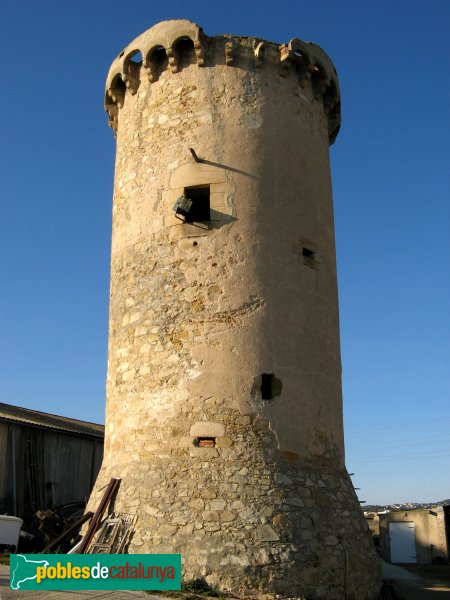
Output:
[[0, 421, 103, 522]]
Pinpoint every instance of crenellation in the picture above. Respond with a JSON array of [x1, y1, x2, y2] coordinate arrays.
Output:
[[104, 20, 340, 142]]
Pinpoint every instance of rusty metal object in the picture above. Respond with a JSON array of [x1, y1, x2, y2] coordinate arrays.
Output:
[[77, 478, 121, 554], [43, 511, 93, 553]]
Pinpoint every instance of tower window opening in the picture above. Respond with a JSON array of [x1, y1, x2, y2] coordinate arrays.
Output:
[[128, 50, 143, 65], [127, 51, 143, 79], [183, 185, 210, 223], [302, 247, 318, 269], [174, 37, 196, 70], [196, 437, 216, 448], [261, 373, 282, 401], [152, 46, 167, 67], [109, 75, 126, 106], [147, 46, 168, 82]]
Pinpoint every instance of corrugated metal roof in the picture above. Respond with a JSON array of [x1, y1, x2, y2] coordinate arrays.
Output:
[[0, 402, 104, 439]]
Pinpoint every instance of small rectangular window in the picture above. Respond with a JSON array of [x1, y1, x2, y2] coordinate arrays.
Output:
[[261, 373, 282, 400], [184, 185, 210, 222], [302, 247, 318, 270]]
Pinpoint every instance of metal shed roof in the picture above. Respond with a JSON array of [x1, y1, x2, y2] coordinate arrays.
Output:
[[0, 402, 104, 439]]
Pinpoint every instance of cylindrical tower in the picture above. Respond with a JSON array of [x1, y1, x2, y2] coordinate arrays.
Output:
[[89, 19, 380, 599]]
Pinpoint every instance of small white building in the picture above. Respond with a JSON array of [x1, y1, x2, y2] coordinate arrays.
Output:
[[379, 506, 450, 564]]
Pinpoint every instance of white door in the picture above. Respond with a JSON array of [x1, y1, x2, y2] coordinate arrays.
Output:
[[389, 522, 417, 563]]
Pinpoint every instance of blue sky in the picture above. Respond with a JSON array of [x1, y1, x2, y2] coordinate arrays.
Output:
[[1, 1, 449, 505]]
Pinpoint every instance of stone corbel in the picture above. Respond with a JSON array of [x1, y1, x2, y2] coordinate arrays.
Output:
[[194, 40, 204, 67], [166, 47, 178, 73], [279, 44, 291, 62], [122, 74, 139, 95], [279, 44, 293, 77], [298, 65, 311, 88], [122, 54, 141, 95], [254, 42, 265, 68], [106, 104, 118, 135], [310, 66, 330, 99], [107, 87, 124, 109], [323, 89, 337, 113], [143, 62, 155, 83], [263, 44, 280, 66], [143, 54, 157, 83], [225, 41, 234, 66], [328, 113, 341, 145], [288, 40, 311, 88]]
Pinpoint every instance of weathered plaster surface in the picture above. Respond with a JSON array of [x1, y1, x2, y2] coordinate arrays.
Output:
[[88, 20, 381, 600]]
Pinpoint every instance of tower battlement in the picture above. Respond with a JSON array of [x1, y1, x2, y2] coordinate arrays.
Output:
[[105, 19, 340, 143]]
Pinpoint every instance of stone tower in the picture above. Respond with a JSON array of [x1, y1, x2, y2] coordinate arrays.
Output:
[[89, 19, 380, 599]]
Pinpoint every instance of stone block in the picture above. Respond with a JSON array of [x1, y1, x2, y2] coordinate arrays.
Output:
[[179, 437, 195, 447], [215, 436, 232, 448], [190, 421, 226, 437], [260, 506, 273, 517], [203, 511, 220, 522], [210, 500, 226, 511], [236, 415, 252, 425], [189, 498, 205, 511], [157, 524, 177, 537], [274, 473, 293, 486], [143, 505, 159, 516], [297, 488, 313, 498], [254, 549, 271, 565], [285, 497, 304, 506], [189, 448, 219, 459], [325, 535, 339, 546], [300, 517, 314, 529], [220, 511, 236, 522], [256, 524, 280, 542]]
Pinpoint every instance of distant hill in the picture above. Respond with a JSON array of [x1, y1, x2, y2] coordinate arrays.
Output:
[[364, 499, 450, 512]]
